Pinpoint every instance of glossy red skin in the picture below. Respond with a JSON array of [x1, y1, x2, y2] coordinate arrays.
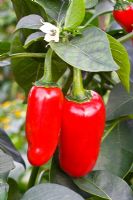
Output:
[[25, 86, 64, 166], [59, 91, 105, 177], [113, 5, 133, 32]]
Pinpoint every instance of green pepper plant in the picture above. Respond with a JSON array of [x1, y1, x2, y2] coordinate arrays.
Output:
[[0, 0, 133, 199]]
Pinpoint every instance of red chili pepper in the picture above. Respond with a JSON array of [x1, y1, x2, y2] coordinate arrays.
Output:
[[113, 1, 133, 33], [59, 69, 105, 177], [26, 86, 63, 166]]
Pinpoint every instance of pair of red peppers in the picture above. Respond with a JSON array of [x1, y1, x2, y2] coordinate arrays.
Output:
[[25, 50, 105, 177]]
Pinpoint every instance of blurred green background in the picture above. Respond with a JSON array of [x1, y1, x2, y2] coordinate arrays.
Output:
[[0, 0, 29, 192], [0, 0, 26, 149]]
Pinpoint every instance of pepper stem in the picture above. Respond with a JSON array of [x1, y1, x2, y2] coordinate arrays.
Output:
[[27, 166, 39, 189], [43, 48, 53, 83], [72, 67, 86, 100]]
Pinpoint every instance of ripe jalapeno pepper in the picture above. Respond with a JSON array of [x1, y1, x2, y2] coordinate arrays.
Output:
[[25, 48, 64, 166], [59, 68, 105, 177], [26, 86, 63, 166]]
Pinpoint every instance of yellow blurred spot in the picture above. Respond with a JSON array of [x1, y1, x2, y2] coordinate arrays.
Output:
[[0, 118, 10, 123], [14, 110, 22, 118], [2, 101, 11, 108]]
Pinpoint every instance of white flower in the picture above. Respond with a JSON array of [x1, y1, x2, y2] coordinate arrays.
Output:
[[39, 20, 59, 42]]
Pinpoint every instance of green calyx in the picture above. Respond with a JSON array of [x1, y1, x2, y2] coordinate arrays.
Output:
[[114, 0, 130, 10], [34, 79, 58, 88], [67, 90, 92, 103]]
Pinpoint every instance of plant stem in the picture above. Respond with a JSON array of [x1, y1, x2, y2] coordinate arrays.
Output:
[[0, 53, 46, 61], [118, 32, 133, 43], [78, 18, 94, 30], [27, 166, 40, 190], [72, 68, 86, 100], [11, 53, 46, 59], [43, 48, 53, 82]]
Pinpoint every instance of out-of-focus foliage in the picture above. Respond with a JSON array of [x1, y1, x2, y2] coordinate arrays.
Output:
[[0, 2, 27, 192], [0, 0, 20, 102], [0, 0, 25, 149], [0, 100, 26, 150], [0, 0, 24, 102], [0, 0, 16, 40]]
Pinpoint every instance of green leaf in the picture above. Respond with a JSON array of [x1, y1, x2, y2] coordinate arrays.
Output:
[[11, 0, 47, 20], [88, 197, 105, 200], [11, 34, 67, 94], [0, 150, 14, 175], [74, 170, 133, 200], [8, 178, 22, 200], [24, 32, 44, 48], [50, 152, 90, 199], [11, 34, 44, 94], [35, 0, 69, 22], [0, 151, 12, 199], [21, 183, 84, 200], [16, 14, 43, 30], [0, 42, 10, 54], [0, 128, 25, 169], [0, 184, 8, 200], [64, 0, 85, 30], [107, 35, 130, 92], [106, 83, 133, 121], [51, 53, 68, 82], [51, 27, 118, 72], [50, 152, 77, 190], [95, 120, 133, 178], [85, 0, 98, 9]]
